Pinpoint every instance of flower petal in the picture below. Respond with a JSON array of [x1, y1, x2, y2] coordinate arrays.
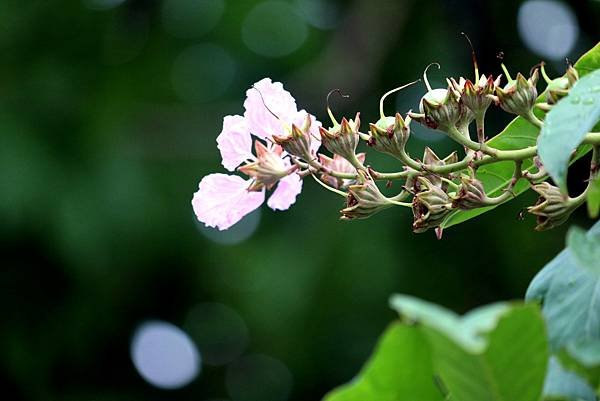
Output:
[[217, 115, 254, 171], [192, 174, 265, 230], [244, 78, 298, 139], [267, 173, 303, 211]]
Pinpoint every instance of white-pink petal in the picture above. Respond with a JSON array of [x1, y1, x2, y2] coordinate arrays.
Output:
[[244, 78, 298, 140], [192, 174, 265, 230], [267, 173, 303, 211], [217, 115, 254, 171]]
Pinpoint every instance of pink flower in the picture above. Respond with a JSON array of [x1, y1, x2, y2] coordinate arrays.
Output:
[[193, 78, 320, 230]]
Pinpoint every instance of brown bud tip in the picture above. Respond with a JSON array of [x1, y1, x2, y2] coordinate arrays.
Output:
[[291, 124, 304, 138], [340, 117, 351, 135], [319, 125, 334, 140], [354, 112, 361, 131], [394, 112, 405, 130]]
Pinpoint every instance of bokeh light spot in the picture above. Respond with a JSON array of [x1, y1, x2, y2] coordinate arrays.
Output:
[[184, 303, 249, 366], [226, 354, 293, 401], [242, 1, 308, 58], [171, 43, 236, 103], [131, 321, 200, 389], [83, 0, 127, 10], [517, 0, 579, 60], [293, 0, 339, 30], [197, 208, 261, 245], [162, 0, 225, 38]]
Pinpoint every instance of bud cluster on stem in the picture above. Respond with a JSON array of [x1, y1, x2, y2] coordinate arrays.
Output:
[[192, 50, 600, 237]]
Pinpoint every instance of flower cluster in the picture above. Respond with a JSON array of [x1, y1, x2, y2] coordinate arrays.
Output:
[[192, 78, 321, 230], [192, 57, 596, 236]]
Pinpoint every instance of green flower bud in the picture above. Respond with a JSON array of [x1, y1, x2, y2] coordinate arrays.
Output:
[[413, 85, 464, 132], [366, 113, 411, 159], [238, 141, 296, 191], [495, 69, 539, 116], [319, 113, 361, 167], [272, 113, 314, 161], [527, 182, 575, 231], [452, 175, 489, 210], [412, 177, 453, 233], [340, 171, 395, 220], [544, 66, 579, 105]]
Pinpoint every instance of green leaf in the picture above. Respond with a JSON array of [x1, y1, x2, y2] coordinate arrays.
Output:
[[559, 340, 600, 390], [526, 221, 600, 351], [538, 69, 600, 192], [567, 226, 600, 273], [325, 300, 548, 401], [389, 294, 510, 352], [574, 42, 600, 78], [442, 43, 600, 229], [587, 176, 600, 218], [323, 323, 443, 401], [420, 304, 548, 401]]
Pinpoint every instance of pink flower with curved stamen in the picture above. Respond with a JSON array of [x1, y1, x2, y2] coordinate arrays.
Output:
[[192, 78, 320, 230]]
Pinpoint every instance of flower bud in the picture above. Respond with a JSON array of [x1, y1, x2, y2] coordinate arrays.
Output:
[[412, 177, 453, 233], [319, 113, 361, 166], [238, 141, 296, 191], [366, 113, 411, 159], [412, 85, 464, 132], [419, 147, 458, 190], [495, 69, 539, 116], [527, 182, 575, 231], [272, 113, 314, 161], [544, 66, 579, 105], [452, 175, 488, 210], [340, 171, 394, 220], [452, 74, 501, 116]]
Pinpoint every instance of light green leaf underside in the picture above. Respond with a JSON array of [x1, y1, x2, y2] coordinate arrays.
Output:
[[537, 69, 600, 191]]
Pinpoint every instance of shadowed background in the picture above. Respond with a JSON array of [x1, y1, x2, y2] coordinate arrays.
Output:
[[1, 0, 599, 400]]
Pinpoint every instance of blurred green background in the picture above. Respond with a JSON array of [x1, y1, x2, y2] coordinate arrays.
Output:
[[1, 0, 599, 400]]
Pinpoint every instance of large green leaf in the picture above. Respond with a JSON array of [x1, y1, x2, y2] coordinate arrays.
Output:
[[537, 69, 600, 192], [442, 42, 600, 229], [323, 323, 443, 401], [324, 299, 548, 401], [526, 221, 600, 350], [527, 221, 600, 397], [567, 226, 600, 274]]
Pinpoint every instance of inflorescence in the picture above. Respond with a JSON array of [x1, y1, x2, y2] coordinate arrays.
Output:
[[192, 52, 599, 238]]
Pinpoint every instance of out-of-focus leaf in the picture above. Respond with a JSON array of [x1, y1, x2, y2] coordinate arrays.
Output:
[[526, 221, 600, 350], [567, 226, 600, 273], [326, 299, 548, 401], [389, 295, 510, 352], [537, 69, 600, 192], [442, 43, 600, 229], [587, 176, 600, 218], [559, 340, 600, 390], [323, 324, 443, 401], [542, 357, 596, 401]]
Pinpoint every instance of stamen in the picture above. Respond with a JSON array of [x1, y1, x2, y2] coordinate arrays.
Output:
[[539, 64, 552, 84], [326, 89, 350, 126], [423, 62, 441, 92], [500, 63, 513, 83], [252, 85, 281, 120], [530, 61, 545, 79], [460, 32, 479, 84], [379, 80, 420, 119]]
